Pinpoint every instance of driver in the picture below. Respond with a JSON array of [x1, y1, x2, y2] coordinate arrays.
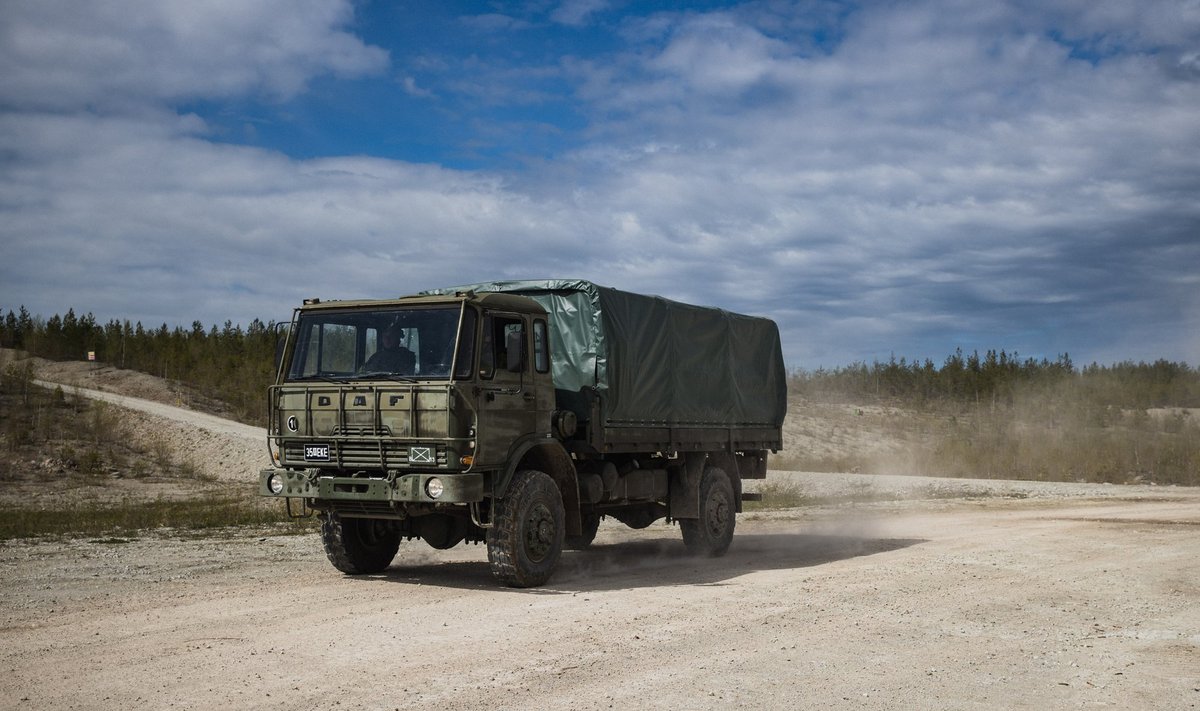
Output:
[[361, 323, 415, 373]]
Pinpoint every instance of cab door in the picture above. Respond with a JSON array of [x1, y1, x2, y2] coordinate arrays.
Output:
[[478, 312, 537, 466]]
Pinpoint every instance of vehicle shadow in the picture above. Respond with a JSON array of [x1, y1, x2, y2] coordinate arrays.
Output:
[[370, 532, 926, 593]]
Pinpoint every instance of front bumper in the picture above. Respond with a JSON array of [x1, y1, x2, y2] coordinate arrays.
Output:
[[259, 468, 485, 504]]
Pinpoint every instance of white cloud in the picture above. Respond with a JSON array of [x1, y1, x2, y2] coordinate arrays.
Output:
[[0, 0, 388, 109], [0, 110, 584, 325], [551, 0, 610, 28], [400, 76, 434, 98], [651, 13, 791, 94]]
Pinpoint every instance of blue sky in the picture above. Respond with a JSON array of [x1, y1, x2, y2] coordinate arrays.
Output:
[[1, 0, 1198, 368]]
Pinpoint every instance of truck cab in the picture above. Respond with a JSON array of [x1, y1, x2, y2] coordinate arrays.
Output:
[[260, 292, 578, 585]]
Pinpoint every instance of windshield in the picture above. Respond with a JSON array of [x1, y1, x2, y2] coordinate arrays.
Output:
[[287, 305, 475, 381]]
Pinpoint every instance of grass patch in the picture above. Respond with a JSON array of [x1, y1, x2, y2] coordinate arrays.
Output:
[[1, 365, 315, 541], [780, 393, 1200, 485], [905, 410, 1200, 485], [744, 476, 1030, 512], [744, 480, 813, 510], [770, 451, 867, 474], [0, 495, 313, 540]]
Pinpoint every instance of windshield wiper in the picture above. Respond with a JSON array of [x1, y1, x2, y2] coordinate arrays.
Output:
[[292, 374, 350, 384], [352, 372, 418, 383]]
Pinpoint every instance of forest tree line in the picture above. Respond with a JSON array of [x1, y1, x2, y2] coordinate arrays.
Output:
[[790, 349, 1200, 410], [1, 306, 278, 425]]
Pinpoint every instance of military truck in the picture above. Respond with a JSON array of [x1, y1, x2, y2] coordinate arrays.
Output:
[[259, 280, 786, 587]]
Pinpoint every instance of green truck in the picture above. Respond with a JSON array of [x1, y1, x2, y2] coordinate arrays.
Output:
[[259, 280, 786, 587]]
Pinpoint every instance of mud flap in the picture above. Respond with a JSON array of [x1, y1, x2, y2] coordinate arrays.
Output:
[[669, 452, 707, 519]]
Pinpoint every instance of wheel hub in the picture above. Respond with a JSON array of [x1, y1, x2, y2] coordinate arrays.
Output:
[[706, 495, 728, 536], [524, 503, 555, 562]]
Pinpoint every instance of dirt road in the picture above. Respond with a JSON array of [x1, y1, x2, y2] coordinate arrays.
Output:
[[3, 487, 1198, 710], [5, 366, 1198, 709], [32, 379, 264, 442]]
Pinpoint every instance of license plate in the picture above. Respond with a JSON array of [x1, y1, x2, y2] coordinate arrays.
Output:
[[304, 444, 330, 462]]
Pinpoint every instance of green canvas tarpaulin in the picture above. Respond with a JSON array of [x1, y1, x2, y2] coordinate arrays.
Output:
[[422, 280, 787, 429]]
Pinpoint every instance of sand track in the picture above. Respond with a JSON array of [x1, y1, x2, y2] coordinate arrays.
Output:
[[4, 486, 1198, 709], [4, 359, 1198, 709]]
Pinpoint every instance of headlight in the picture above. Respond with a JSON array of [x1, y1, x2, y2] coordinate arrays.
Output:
[[425, 477, 444, 499], [267, 473, 285, 495]]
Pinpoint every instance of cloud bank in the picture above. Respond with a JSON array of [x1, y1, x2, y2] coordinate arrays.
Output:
[[1, 0, 1198, 367]]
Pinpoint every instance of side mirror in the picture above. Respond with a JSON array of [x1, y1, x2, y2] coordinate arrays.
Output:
[[274, 322, 290, 374], [505, 330, 525, 372]]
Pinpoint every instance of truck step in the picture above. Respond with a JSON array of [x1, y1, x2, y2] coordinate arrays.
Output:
[[740, 492, 763, 502]]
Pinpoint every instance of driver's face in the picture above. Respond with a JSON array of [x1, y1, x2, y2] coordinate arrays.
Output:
[[382, 329, 399, 349]]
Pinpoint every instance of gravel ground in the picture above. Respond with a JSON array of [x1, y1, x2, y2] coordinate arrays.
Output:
[[3, 486, 1198, 710], [4, 359, 1198, 709]]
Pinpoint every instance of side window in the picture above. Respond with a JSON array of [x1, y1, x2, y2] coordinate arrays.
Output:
[[480, 315, 524, 378], [533, 320, 549, 373], [480, 316, 495, 378], [503, 323, 524, 370]]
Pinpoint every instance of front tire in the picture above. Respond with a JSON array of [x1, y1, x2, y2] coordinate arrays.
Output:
[[487, 469, 565, 587], [680, 467, 736, 557], [321, 515, 401, 574]]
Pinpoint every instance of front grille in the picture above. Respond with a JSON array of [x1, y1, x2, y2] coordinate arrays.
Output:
[[283, 441, 448, 468], [330, 425, 392, 437], [323, 501, 403, 519]]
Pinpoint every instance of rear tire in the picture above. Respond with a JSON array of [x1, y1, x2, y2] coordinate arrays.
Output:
[[487, 469, 565, 587], [680, 467, 735, 557], [321, 515, 401, 574]]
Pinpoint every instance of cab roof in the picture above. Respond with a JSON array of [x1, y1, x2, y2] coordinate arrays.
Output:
[[297, 291, 546, 315]]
